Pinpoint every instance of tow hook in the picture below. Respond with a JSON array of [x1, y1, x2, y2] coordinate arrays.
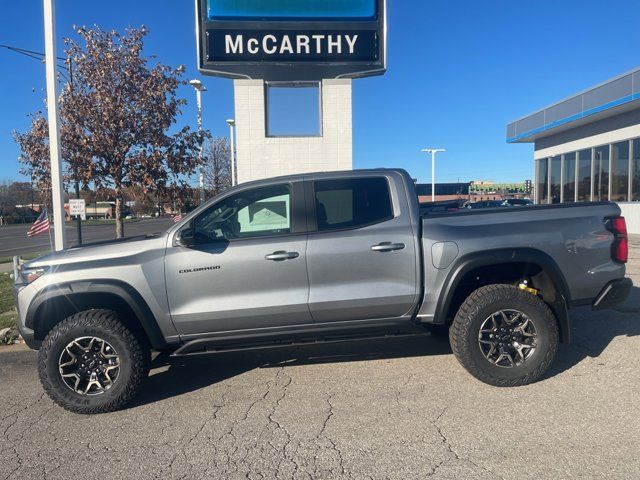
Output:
[[518, 280, 539, 296]]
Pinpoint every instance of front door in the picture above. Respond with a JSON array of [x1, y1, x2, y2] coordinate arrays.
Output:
[[165, 182, 311, 337], [305, 176, 418, 323]]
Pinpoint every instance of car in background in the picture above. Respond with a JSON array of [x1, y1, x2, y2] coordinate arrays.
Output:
[[506, 198, 534, 207], [419, 199, 468, 215], [467, 200, 511, 209]]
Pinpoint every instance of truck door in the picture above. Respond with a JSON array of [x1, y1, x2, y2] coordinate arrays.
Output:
[[165, 181, 312, 336], [305, 175, 418, 323]]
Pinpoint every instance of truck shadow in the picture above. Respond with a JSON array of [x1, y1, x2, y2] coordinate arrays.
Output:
[[131, 333, 451, 408], [131, 287, 640, 408], [547, 285, 640, 377]]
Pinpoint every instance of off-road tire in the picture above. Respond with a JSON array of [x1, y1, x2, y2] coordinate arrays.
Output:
[[449, 284, 559, 387], [38, 309, 151, 414]]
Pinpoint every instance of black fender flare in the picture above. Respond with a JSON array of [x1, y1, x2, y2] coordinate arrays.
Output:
[[434, 248, 572, 343], [26, 279, 168, 349]]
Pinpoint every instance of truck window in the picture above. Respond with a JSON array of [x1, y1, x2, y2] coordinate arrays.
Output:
[[313, 177, 393, 232], [194, 184, 291, 242]]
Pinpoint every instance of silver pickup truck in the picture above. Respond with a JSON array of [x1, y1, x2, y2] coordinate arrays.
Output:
[[13, 168, 632, 413]]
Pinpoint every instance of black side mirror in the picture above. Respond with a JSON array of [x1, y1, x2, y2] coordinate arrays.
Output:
[[175, 227, 195, 248]]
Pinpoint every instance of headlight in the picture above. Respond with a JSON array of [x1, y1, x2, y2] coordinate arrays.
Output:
[[20, 266, 50, 285]]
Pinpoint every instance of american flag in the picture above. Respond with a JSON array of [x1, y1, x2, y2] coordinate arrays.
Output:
[[172, 214, 183, 223], [27, 210, 50, 237]]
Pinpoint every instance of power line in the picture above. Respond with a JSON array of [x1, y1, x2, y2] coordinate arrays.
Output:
[[0, 43, 66, 62]]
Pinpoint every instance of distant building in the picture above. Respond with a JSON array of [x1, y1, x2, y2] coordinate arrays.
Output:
[[83, 202, 115, 220], [416, 183, 470, 203], [416, 181, 531, 204], [470, 181, 531, 202]]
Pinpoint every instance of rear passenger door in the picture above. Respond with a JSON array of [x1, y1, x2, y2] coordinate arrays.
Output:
[[305, 175, 418, 323]]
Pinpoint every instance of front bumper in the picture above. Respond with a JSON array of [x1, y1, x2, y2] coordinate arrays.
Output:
[[592, 278, 633, 310], [12, 281, 39, 350]]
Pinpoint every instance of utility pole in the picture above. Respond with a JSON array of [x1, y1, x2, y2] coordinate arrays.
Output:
[[421, 148, 446, 202], [43, 0, 66, 251], [227, 119, 236, 186], [189, 79, 207, 203]]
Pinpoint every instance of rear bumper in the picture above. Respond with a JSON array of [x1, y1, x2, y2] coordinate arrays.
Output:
[[592, 278, 633, 310]]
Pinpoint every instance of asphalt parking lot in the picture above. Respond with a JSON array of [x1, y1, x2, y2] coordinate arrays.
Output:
[[2, 246, 640, 479]]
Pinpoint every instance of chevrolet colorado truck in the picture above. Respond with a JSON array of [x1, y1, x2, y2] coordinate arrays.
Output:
[[13, 169, 632, 414]]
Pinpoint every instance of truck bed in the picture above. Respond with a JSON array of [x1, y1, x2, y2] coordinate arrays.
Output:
[[417, 201, 625, 321]]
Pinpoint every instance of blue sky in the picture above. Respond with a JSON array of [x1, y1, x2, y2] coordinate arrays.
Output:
[[1, 0, 640, 184]]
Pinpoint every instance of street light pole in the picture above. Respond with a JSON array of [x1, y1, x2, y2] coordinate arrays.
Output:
[[43, 0, 66, 251], [189, 79, 207, 203], [421, 148, 446, 202], [226, 119, 236, 186]]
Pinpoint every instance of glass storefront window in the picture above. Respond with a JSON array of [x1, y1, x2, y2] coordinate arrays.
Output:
[[594, 145, 609, 201], [577, 149, 592, 201], [562, 152, 576, 202], [537, 158, 549, 204], [633, 139, 640, 201], [611, 141, 629, 202], [550, 156, 561, 204]]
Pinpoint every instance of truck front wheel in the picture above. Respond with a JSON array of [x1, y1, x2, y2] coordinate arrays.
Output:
[[449, 284, 559, 387], [38, 309, 151, 414]]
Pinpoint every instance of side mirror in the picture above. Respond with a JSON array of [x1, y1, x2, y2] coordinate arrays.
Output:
[[175, 227, 195, 248]]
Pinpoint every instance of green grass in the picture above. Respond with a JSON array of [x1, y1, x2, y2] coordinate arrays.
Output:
[[0, 312, 17, 331], [0, 273, 15, 313], [0, 273, 17, 333], [0, 250, 50, 265]]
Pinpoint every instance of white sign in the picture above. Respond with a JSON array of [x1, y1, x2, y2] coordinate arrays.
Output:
[[69, 199, 86, 217]]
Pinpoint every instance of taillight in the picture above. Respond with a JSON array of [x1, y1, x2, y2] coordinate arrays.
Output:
[[607, 216, 628, 263]]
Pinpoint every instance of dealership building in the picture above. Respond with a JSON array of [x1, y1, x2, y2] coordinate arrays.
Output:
[[507, 67, 640, 231]]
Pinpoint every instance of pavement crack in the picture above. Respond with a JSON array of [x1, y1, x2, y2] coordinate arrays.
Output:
[[430, 407, 506, 480], [314, 393, 346, 476]]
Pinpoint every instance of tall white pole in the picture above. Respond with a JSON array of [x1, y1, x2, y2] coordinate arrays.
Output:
[[431, 151, 436, 202], [195, 89, 205, 203], [43, 0, 66, 251], [229, 122, 236, 186]]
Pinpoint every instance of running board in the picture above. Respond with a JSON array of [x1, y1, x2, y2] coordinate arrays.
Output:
[[171, 330, 430, 357]]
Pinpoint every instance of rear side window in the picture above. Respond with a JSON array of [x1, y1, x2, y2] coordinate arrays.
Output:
[[313, 177, 393, 232]]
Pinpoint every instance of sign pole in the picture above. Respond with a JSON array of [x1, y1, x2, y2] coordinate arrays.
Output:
[[43, 0, 66, 251], [75, 181, 82, 245]]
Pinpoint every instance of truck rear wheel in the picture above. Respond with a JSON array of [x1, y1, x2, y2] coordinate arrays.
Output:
[[38, 309, 151, 414], [449, 284, 559, 387]]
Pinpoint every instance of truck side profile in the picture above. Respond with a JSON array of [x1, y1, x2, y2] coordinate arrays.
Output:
[[13, 169, 632, 413]]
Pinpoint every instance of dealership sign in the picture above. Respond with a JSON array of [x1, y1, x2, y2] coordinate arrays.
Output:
[[196, 0, 386, 80]]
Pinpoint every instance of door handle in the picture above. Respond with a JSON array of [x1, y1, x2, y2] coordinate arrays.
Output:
[[265, 251, 300, 261], [371, 242, 406, 252]]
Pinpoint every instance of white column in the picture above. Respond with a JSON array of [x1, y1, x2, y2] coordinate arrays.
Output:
[[43, 0, 66, 251]]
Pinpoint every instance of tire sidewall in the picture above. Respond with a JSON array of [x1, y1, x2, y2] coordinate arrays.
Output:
[[452, 286, 559, 385], [39, 320, 138, 411]]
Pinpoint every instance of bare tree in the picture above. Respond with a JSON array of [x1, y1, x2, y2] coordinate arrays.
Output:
[[203, 137, 232, 198], [60, 26, 203, 238], [14, 113, 52, 209]]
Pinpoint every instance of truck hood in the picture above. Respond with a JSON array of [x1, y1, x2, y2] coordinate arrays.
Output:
[[24, 233, 169, 268]]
